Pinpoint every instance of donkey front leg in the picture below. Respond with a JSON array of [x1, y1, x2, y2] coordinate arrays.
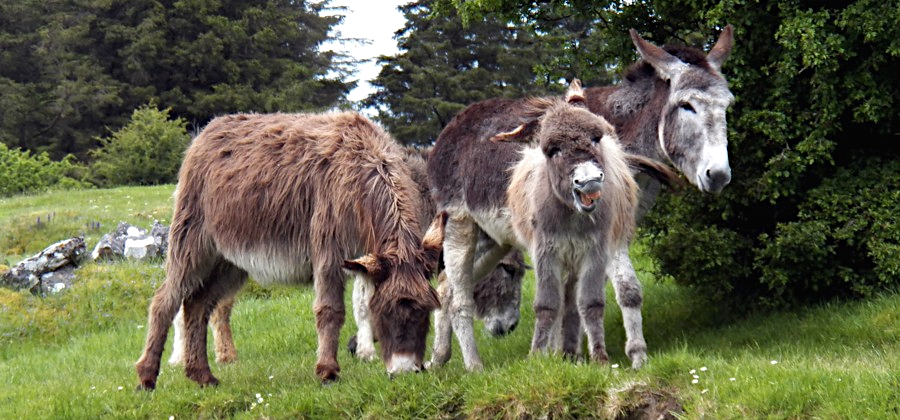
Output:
[[313, 262, 346, 382], [351, 274, 377, 361], [443, 213, 482, 371], [530, 248, 563, 355], [577, 256, 610, 364], [608, 246, 648, 368]]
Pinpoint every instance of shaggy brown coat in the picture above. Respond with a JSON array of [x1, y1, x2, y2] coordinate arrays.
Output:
[[135, 111, 443, 389]]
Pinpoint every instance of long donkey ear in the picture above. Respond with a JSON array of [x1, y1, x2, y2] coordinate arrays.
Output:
[[706, 24, 734, 72], [343, 254, 387, 282], [490, 119, 541, 143], [630, 28, 686, 82], [624, 154, 683, 189], [421, 211, 447, 274], [566, 79, 586, 107]]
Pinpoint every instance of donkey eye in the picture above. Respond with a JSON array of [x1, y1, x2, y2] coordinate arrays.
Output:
[[546, 147, 561, 158], [680, 102, 696, 113], [591, 136, 601, 144]]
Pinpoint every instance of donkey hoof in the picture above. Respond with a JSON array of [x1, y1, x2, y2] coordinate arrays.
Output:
[[316, 362, 341, 383], [136, 381, 156, 392], [347, 335, 358, 355]]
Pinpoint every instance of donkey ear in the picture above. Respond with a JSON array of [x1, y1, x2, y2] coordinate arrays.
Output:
[[706, 24, 734, 72], [490, 119, 540, 143], [421, 212, 447, 273], [630, 28, 686, 81], [343, 254, 387, 281], [565, 79, 586, 107], [625, 154, 683, 189]]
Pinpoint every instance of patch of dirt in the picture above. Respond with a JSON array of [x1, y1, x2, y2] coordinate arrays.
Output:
[[607, 382, 683, 420]]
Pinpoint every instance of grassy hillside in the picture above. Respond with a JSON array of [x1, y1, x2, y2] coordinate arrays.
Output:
[[1, 187, 898, 419]]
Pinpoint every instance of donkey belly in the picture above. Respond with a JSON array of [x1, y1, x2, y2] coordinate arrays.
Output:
[[220, 248, 313, 285], [470, 207, 521, 250]]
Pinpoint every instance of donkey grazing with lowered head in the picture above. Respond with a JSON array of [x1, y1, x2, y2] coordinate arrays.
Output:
[[428, 81, 678, 370], [166, 145, 528, 367], [135, 111, 444, 389]]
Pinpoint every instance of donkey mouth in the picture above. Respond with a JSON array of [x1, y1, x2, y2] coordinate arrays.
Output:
[[573, 189, 601, 212]]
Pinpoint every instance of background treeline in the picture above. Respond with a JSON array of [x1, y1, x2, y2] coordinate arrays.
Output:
[[1, 0, 898, 310]]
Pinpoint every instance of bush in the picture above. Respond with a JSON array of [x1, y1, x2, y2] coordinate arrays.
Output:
[[89, 105, 190, 187], [0, 144, 86, 197]]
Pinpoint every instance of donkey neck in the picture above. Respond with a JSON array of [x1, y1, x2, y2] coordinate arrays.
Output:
[[584, 76, 670, 164]]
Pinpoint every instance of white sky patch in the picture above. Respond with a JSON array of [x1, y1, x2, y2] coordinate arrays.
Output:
[[326, 0, 409, 103]]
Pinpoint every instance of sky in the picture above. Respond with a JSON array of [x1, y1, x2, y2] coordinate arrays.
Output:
[[326, 0, 410, 103]]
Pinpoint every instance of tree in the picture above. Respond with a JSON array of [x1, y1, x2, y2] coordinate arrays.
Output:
[[364, 1, 555, 147], [0, 0, 353, 159], [433, 0, 900, 309]]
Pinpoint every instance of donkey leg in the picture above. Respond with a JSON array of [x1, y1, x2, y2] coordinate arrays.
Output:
[[135, 279, 187, 390], [351, 274, 377, 361], [443, 213, 482, 371], [560, 273, 584, 360], [211, 295, 239, 364], [530, 248, 563, 355], [313, 261, 346, 382], [167, 305, 186, 366], [577, 254, 610, 364], [182, 260, 246, 386], [608, 246, 647, 369], [429, 270, 454, 367]]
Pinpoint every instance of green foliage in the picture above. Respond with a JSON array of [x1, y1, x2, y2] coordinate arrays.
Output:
[[436, 0, 900, 309], [0, 143, 85, 198], [0, 0, 352, 159], [366, 2, 558, 146], [89, 105, 189, 187]]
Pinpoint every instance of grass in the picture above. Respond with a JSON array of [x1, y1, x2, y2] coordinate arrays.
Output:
[[1, 186, 899, 419]]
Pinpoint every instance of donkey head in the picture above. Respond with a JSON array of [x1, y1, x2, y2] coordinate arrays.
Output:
[[494, 80, 623, 214], [343, 213, 445, 375], [474, 249, 528, 336], [630, 25, 735, 193]]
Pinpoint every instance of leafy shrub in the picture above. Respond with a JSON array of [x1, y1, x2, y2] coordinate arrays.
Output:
[[0, 144, 86, 197], [89, 105, 190, 187]]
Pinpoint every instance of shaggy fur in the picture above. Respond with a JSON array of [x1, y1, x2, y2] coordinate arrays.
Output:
[[135, 112, 444, 389], [427, 81, 677, 370]]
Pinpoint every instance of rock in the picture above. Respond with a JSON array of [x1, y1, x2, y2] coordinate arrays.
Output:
[[91, 221, 169, 262], [1, 237, 86, 295]]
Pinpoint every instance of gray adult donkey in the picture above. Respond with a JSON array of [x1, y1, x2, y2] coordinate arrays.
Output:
[[427, 81, 678, 369], [430, 26, 735, 370]]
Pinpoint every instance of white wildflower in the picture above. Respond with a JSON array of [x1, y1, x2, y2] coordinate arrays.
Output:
[[117, 386, 123, 391], [611, 364, 619, 369], [169, 416, 175, 420], [770, 360, 778, 365], [700, 366, 707, 372], [729, 377, 736, 382], [701, 389, 709, 394], [689, 369, 696, 374], [691, 379, 699, 384], [693, 374, 699, 379]]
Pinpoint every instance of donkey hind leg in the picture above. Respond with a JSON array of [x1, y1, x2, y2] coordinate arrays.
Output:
[[608, 246, 647, 369], [578, 256, 610, 364], [181, 260, 247, 387], [530, 250, 563, 355], [351, 274, 377, 361], [135, 278, 188, 390], [168, 294, 240, 366], [313, 260, 346, 382], [211, 294, 240, 364], [167, 305, 187, 366], [559, 272, 584, 360], [428, 270, 454, 368], [443, 213, 482, 371]]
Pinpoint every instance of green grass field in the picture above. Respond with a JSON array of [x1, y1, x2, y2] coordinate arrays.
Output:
[[1, 186, 898, 419]]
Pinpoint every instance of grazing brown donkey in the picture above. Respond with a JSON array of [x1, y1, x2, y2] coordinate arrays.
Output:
[[166, 145, 528, 366], [135, 111, 444, 389], [428, 81, 677, 370]]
